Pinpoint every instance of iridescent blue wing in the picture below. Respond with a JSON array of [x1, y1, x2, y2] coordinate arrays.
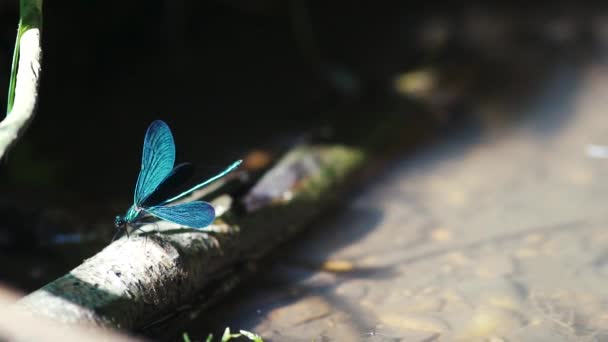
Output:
[[134, 120, 176, 205], [140, 163, 194, 207], [145, 201, 216, 228]]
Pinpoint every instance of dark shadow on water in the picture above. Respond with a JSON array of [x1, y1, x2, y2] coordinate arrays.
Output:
[[177, 57, 590, 340], [164, 205, 386, 340]]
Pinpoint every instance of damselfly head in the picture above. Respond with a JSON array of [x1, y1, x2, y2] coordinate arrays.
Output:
[[114, 215, 126, 229], [112, 216, 129, 241]]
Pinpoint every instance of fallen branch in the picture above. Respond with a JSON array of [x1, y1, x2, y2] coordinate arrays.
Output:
[[0, 0, 43, 159], [16, 144, 365, 330]]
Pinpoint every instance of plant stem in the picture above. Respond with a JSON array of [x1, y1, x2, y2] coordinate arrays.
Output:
[[0, 0, 43, 159]]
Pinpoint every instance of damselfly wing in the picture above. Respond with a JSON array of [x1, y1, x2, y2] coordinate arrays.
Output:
[[114, 120, 241, 239]]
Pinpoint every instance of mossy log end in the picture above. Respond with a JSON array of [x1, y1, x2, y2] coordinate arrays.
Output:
[[16, 145, 366, 330]]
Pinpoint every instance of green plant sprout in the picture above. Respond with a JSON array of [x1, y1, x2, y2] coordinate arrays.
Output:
[[183, 328, 264, 342]]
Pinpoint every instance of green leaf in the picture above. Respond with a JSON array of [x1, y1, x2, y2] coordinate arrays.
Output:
[[205, 333, 214, 342], [7, 0, 43, 116], [183, 332, 192, 342], [6, 19, 22, 115]]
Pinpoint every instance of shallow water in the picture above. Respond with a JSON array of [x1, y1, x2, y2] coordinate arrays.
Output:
[[189, 61, 608, 341]]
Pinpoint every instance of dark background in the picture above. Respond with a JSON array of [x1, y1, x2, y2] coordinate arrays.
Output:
[[0, 2, 596, 202], [0, 0, 605, 296]]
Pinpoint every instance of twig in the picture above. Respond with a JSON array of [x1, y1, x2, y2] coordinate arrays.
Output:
[[0, 0, 43, 159]]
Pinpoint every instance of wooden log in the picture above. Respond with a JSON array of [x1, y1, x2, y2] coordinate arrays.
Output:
[[16, 144, 366, 330]]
